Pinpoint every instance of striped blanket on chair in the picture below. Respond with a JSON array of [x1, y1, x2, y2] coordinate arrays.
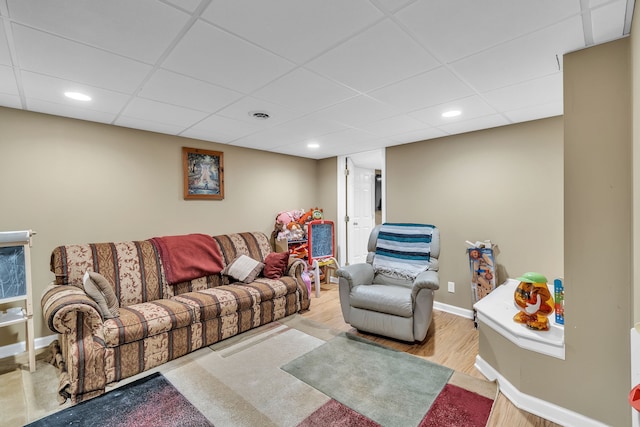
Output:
[[372, 223, 434, 280]]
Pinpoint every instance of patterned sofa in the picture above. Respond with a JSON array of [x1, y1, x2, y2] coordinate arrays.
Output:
[[41, 231, 310, 403]]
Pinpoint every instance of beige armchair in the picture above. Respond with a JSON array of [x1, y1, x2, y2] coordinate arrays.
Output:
[[336, 224, 440, 342]]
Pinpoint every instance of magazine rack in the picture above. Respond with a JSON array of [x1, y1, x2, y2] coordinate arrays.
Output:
[[0, 230, 36, 372]]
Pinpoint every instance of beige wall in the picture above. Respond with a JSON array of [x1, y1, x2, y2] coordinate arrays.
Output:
[[0, 107, 318, 344], [564, 37, 632, 426], [633, 0, 640, 326], [386, 117, 564, 309], [316, 157, 338, 224]]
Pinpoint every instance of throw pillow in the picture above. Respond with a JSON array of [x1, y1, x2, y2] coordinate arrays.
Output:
[[263, 252, 289, 279], [83, 271, 120, 318], [221, 255, 264, 283]]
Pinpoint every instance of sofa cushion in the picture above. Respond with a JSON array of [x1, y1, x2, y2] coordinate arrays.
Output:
[[103, 299, 196, 347], [172, 278, 298, 322], [50, 240, 166, 306], [263, 252, 289, 279], [349, 284, 413, 318], [221, 255, 264, 283], [83, 271, 119, 318]]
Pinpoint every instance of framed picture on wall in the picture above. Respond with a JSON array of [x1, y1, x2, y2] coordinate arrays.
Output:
[[182, 147, 224, 200]]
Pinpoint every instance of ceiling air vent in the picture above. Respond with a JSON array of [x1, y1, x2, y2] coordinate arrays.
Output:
[[249, 111, 270, 120]]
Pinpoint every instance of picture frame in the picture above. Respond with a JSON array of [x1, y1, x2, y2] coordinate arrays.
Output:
[[182, 147, 224, 200]]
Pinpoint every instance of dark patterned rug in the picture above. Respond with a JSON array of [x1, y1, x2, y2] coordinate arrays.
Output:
[[25, 372, 212, 427]]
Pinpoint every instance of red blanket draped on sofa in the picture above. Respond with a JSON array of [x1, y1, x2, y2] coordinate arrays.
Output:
[[150, 233, 224, 285]]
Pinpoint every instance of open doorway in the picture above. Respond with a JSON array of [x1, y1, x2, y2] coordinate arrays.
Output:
[[337, 149, 385, 266]]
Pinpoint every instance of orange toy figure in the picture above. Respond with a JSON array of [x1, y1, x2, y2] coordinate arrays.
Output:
[[513, 272, 554, 331]]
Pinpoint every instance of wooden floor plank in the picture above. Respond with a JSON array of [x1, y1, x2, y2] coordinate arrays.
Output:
[[302, 284, 562, 427]]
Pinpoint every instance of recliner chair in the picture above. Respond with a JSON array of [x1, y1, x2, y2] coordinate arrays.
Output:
[[336, 224, 439, 342]]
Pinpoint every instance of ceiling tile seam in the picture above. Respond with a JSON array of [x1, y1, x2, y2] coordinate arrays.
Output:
[[580, 0, 595, 46], [1, 9, 26, 107], [243, 66, 364, 108], [111, 0, 214, 126], [158, 0, 199, 15], [428, 11, 589, 121], [624, 0, 636, 34], [197, 10, 387, 72], [223, 112, 383, 151], [191, 11, 405, 102], [8, 21, 157, 67], [444, 13, 591, 66], [155, 65, 248, 96], [357, 13, 485, 112], [368, 0, 419, 15]]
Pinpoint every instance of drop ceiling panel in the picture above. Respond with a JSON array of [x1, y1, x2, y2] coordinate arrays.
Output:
[[115, 115, 186, 135], [389, 127, 447, 145], [27, 99, 117, 124], [121, 97, 209, 128], [21, 72, 130, 113], [251, 68, 358, 114], [162, 20, 295, 94], [0, 21, 12, 66], [409, 96, 498, 127], [228, 126, 304, 150], [482, 73, 563, 112], [0, 65, 18, 96], [370, 67, 474, 112], [278, 116, 348, 140], [395, 0, 581, 63], [591, 0, 628, 43], [450, 16, 584, 92], [312, 95, 402, 127], [0, 93, 21, 109], [181, 114, 261, 143], [0, 1, 633, 159], [139, 69, 243, 113], [437, 114, 509, 135], [200, 0, 384, 64], [376, 0, 414, 13], [306, 19, 440, 92], [7, 0, 190, 64], [12, 24, 152, 92], [356, 114, 432, 138], [164, 0, 202, 14], [503, 102, 563, 123], [216, 96, 301, 128]]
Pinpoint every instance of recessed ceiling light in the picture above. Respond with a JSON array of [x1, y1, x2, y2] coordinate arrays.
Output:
[[64, 91, 92, 101], [442, 109, 461, 118], [307, 142, 320, 149], [249, 111, 270, 120]]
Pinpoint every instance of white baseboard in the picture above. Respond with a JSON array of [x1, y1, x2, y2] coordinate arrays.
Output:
[[0, 334, 58, 360], [434, 301, 474, 319], [475, 355, 608, 427]]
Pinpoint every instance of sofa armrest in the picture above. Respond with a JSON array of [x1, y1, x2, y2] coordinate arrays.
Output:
[[285, 257, 310, 311], [411, 270, 440, 300], [336, 263, 374, 289], [41, 283, 105, 336], [285, 257, 305, 277], [42, 283, 108, 403]]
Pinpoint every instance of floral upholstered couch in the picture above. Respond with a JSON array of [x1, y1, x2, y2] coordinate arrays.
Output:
[[41, 231, 310, 403]]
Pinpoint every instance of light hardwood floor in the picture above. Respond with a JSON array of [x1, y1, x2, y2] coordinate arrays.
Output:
[[1, 284, 561, 426], [303, 284, 561, 427]]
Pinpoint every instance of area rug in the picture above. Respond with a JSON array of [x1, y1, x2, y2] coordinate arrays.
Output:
[[25, 372, 212, 427], [25, 316, 496, 427], [282, 332, 494, 427]]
